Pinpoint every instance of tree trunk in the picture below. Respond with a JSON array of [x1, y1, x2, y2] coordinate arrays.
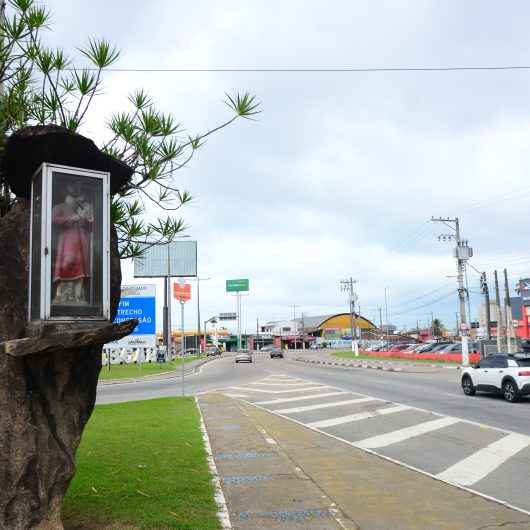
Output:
[[0, 200, 127, 529]]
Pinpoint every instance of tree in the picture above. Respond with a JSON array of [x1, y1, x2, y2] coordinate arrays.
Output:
[[432, 318, 444, 338], [0, 0, 260, 257], [0, 1, 259, 528]]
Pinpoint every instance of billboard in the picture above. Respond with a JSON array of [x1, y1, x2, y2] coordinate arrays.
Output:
[[134, 241, 197, 278], [107, 284, 156, 348]]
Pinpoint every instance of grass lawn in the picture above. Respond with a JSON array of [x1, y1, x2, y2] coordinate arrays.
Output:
[[331, 350, 460, 364], [63, 397, 220, 530], [99, 356, 204, 380]]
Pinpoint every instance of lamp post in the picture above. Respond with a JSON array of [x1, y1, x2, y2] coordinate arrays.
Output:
[[188, 276, 211, 354], [340, 278, 359, 356]]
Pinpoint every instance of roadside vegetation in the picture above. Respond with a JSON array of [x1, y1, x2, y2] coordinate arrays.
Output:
[[98, 355, 204, 380], [63, 397, 220, 530], [331, 350, 461, 364]]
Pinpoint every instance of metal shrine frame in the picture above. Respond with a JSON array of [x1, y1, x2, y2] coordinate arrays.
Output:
[[28, 163, 111, 322]]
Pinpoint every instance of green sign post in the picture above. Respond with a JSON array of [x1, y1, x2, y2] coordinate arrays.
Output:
[[226, 278, 249, 292], [226, 279, 249, 350]]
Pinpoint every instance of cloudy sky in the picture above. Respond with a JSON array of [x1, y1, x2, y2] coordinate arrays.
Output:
[[42, 0, 530, 333]]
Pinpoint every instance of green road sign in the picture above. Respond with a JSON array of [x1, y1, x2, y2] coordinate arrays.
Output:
[[226, 278, 249, 292]]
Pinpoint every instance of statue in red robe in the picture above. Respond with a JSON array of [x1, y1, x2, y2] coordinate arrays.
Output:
[[52, 189, 93, 305]]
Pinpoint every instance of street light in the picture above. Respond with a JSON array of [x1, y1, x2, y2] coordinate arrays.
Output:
[[188, 276, 211, 353]]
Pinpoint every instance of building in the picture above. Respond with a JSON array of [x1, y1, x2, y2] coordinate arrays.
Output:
[[251, 313, 377, 349]]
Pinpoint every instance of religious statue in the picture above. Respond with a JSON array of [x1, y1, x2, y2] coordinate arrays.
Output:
[[52, 184, 93, 305]]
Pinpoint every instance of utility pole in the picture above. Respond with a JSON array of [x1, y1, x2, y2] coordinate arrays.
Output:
[[301, 312, 306, 350], [430, 312, 434, 339], [340, 278, 359, 356], [494, 270, 503, 352], [384, 287, 389, 349], [256, 316, 259, 351], [480, 272, 491, 340], [291, 304, 298, 349], [504, 268, 513, 353], [432, 217, 472, 366]]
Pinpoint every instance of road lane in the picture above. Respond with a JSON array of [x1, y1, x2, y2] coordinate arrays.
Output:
[[97, 353, 530, 436]]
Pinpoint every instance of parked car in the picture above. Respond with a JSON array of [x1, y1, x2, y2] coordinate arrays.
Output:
[[269, 348, 284, 359], [206, 347, 221, 357], [425, 341, 455, 352], [461, 353, 530, 402], [235, 349, 253, 363], [437, 341, 480, 354]]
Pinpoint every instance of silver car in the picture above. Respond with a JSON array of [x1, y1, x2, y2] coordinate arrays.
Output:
[[235, 349, 253, 363]]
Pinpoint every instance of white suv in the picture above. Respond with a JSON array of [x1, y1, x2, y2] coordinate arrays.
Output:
[[461, 354, 530, 403]]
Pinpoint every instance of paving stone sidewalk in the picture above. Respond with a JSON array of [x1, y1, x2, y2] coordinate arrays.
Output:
[[199, 393, 530, 530]]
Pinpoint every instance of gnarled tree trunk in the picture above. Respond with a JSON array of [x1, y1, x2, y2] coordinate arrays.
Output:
[[0, 201, 128, 529]]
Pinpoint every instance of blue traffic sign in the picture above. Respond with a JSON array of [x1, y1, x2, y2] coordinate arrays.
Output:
[[115, 296, 156, 335]]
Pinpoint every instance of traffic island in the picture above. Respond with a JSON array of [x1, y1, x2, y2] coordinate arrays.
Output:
[[199, 393, 530, 530], [62, 397, 221, 530]]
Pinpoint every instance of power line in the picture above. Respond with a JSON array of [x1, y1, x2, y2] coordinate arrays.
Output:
[[37, 65, 530, 73], [390, 283, 452, 308], [390, 290, 455, 317]]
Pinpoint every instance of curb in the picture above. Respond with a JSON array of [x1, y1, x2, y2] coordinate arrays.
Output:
[[98, 355, 221, 386], [293, 356, 461, 372], [293, 357, 404, 372]]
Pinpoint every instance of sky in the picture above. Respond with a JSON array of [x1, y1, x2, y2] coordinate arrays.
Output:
[[39, 0, 530, 334]]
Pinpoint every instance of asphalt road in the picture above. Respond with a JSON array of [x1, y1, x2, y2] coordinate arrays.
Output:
[[97, 352, 530, 436], [97, 352, 530, 515]]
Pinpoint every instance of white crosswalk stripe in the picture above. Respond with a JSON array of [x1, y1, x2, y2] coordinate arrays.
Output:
[[250, 381, 317, 386], [354, 416, 460, 449], [230, 385, 328, 394], [254, 391, 346, 405], [275, 397, 377, 414], [307, 404, 410, 429], [436, 432, 530, 486]]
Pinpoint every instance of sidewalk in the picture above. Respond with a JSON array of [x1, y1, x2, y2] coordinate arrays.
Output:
[[198, 393, 530, 530]]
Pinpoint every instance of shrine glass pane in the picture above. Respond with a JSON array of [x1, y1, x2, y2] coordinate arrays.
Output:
[[50, 172, 103, 317], [30, 173, 42, 320]]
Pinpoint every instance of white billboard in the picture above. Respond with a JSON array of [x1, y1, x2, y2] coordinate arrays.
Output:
[[133, 240, 197, 278]]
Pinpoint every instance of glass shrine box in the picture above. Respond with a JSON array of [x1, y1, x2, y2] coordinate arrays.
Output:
[[29, 163, 111, 322]]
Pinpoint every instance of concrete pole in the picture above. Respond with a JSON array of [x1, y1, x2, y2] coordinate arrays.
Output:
[[181, 301, 185, 396], [504, 269, 513, 353], [237, 292, 241, 350], [455, 219, 469, 366], [494, 270, 503, 352]]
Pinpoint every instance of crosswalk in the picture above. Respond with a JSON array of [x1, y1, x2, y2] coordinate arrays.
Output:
[[223, 374, 530, 515]]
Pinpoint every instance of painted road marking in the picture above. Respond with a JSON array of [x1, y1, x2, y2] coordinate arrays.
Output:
[[354, 416, 460, 449], [275, 397, 377, 414], [229, 385, 328, 394], [250, 381, 317, 386], [307, 404, 411, 429], [223, 393, 250, 398], [254, 391, 346, 405], [436, 432, 530, 486]]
